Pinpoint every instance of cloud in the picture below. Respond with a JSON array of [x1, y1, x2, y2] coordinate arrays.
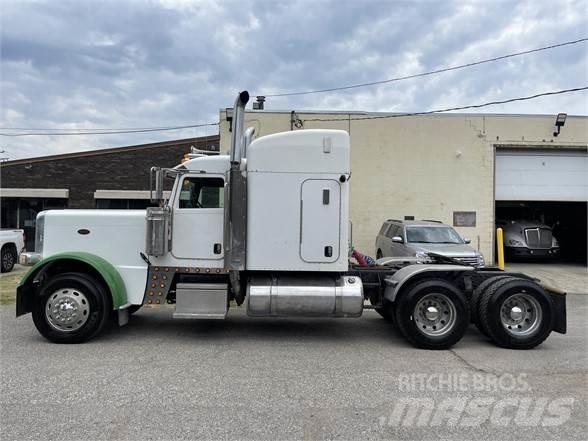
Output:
[[1, 0, 586, 160]]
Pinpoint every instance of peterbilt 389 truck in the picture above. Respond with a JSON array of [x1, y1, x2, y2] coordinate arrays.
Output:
[[17, 91, 566, 349]]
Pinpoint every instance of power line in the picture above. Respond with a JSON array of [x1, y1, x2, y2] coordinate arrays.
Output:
[[302, 86, 588, 123], [0, 122, 219, 137], [259, 37, 588, 98], [2, 87, 585, 137]]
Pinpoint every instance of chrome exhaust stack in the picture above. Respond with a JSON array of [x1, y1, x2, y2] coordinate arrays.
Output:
[[229, 91, 250, 165], [224, 91, 250, 303]]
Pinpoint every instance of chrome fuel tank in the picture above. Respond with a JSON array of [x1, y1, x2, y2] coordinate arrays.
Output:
[[246, 275, 363, 317]]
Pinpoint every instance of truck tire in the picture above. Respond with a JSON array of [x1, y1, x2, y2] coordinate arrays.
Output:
[[478, 277, 553, 349], [1, 245, 16, 273], [470, 275, 514, 333], [32, 272, 111, 343], [394, 279, 469, 350]]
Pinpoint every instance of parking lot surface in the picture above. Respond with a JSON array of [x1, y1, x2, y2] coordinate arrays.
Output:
[[506, 263, 587, 295], [1, 295, 586, 441]]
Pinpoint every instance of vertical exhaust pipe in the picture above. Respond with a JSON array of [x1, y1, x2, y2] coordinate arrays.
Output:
[[230, 91, 250, 165], [225, 91, 250, 304]]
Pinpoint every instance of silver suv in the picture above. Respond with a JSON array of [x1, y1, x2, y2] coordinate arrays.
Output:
[[375, 219, 485, 267]]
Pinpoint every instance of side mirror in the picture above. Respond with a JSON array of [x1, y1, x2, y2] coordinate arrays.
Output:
[[150, 167, 164, 203], [392, 236, 404, 244], [464, 238, 471, 244]]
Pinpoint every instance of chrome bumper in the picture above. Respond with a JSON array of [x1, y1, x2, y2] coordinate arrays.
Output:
[[19, 252, 41, 266]]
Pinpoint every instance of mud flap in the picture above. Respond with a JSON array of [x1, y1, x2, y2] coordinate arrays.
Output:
[[546, 288, 567, 334], [16, 284, 33, 317]]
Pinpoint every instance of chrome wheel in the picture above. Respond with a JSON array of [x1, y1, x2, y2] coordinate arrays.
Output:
[[45, 288, 90, 332], [2, 251, 14, 269], [413, 293, 457, 337], [500, 293, 542, 337]]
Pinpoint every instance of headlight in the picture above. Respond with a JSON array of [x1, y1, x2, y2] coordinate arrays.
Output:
[[552, 237, 559, 247], [35, 212, 46, 255], [508, 239, 524, 247], [476, 255, 485, 267], [415, 251, 433, 263]]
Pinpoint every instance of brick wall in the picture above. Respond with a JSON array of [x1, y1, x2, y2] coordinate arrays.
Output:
[[0, 136, 219, 208]]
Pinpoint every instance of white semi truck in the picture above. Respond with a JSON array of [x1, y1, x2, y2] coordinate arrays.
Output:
[[17, 91, 566, 349]]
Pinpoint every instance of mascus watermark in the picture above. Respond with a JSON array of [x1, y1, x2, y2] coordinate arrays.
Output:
[[378, 397, 574, 427]]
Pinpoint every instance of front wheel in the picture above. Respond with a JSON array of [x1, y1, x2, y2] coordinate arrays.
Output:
[[395, 279, 470, 350], [32, 272, 111, 343]]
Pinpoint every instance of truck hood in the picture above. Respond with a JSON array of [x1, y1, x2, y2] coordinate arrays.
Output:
[[410, 242, 481, 257], [42, 209, 147, 263]]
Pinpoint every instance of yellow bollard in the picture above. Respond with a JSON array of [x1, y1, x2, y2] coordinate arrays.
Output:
[[496, 227, 505, 270]]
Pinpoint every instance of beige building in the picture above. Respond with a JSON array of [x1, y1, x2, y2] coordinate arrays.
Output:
[[219, 110, 588, 263]]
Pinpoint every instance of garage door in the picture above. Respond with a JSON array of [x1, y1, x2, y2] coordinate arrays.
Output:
[[495, 149, 588, 201]]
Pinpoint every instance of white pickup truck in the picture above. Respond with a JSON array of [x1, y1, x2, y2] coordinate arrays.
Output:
[[0, 229, 25, 273]]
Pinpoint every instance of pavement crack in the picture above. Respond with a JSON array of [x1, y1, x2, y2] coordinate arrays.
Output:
[[449, 348, 496, 375]]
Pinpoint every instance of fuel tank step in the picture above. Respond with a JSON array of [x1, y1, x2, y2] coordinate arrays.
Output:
[[173, 283, 228, 319]]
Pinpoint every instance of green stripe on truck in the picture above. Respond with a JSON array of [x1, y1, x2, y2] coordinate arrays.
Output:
[[18, 251, 127, 309]]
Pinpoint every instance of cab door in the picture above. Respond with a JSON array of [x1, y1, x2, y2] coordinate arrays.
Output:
[[172, 175, 224, 260]]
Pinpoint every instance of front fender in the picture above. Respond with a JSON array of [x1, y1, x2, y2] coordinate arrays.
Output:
[[16, 252, 127, 316], [383, 264, 475, 303]]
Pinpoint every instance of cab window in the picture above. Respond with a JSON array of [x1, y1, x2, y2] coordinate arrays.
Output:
[[178, 177, 224, 209]]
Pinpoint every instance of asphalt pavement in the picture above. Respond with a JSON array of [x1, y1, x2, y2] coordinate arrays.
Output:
[[1, 295, 586, 441]]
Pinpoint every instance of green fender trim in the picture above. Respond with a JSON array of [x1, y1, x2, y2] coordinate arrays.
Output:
[[18, 252, 127, 309]]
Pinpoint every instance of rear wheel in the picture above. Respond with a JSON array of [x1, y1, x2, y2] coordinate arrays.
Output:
[[471, 275, 514, 335], [1, 246, 16, 273], [32, 272, 111, 343], [395, 279, 469, 350], [478, 277, 553, 349]]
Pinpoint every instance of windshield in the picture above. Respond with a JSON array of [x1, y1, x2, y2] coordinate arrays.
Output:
[[406, 226, 464, 244]]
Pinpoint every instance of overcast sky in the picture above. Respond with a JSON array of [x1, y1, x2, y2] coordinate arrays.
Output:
[[1, 0, 587, 160]]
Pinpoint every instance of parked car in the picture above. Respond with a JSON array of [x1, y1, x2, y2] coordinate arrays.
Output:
[[375, 219, 485, 267], [497, 219, 560, 259], [0, 229, 25, 273]]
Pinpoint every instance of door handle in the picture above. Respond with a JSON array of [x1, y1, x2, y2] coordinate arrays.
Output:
[[322, 189, 330, 205], [324, 246, 333, 257], [214, 243, 222, 254]]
